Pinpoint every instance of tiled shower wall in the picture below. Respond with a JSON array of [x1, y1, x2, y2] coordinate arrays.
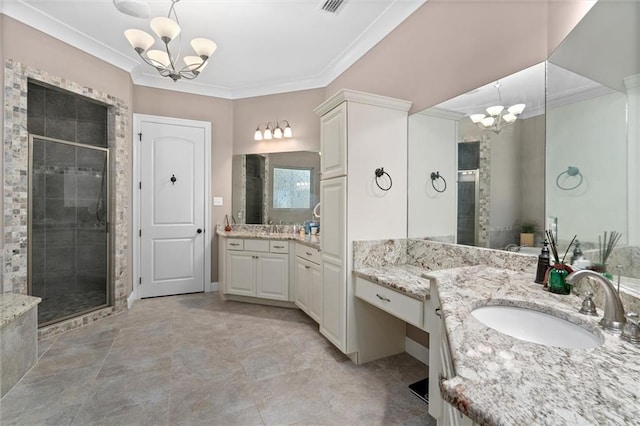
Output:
[[3, 59, 130, 338], [28, 83, 108, 303]]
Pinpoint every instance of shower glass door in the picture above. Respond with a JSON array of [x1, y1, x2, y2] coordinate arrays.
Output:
[[29, 135, 110, 326]]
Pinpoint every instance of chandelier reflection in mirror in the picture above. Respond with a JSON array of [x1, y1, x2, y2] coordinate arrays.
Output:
[[124, 0, 217, 82], [469, 81, 525, 134], [254, 121, 293, 141]]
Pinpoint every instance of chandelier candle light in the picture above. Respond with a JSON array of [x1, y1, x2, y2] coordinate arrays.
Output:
[[469, 81, 525, 134], [124, 0, 217, 81], [254, 121, 293, 141]]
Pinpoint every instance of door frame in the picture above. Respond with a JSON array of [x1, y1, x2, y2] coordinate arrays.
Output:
[[131, 114, 212, 304]]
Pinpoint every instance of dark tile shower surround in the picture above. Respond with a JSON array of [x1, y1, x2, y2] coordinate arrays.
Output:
[[28, 82, 108, 325]]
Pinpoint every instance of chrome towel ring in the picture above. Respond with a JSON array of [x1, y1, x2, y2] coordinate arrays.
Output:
[[430, 171, 447, 193], [374, 167, 392, 191], [556, 166, 583, 190]]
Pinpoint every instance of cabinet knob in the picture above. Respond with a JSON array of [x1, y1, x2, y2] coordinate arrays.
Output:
[[197, 228, 203, 234]]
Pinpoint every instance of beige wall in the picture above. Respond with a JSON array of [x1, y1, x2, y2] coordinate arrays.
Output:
[[132, 86, 234, 282], [327, 0, 591, 113], [233, 88, 325, 155]]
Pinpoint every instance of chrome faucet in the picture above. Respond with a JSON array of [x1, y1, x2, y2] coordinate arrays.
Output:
[[566, 269, 626, 332]]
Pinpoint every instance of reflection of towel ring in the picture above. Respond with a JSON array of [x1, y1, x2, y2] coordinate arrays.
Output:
[[313, 203, 320, 219], [430, 171, 447, 193], [374, 168, 392, 191], [556, 166, 583, 190]]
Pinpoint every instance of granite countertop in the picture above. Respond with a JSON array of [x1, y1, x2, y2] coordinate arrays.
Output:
[[0, 293, 41, 329], [352, 265, 431, 300], [216, 229, 321, 250], [424, 265, 640, 426]]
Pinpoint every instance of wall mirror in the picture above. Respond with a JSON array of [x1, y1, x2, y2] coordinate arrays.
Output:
[[232, 151, 321, 224], [407, 0, 639, 287], [407, 62, 546, 249]]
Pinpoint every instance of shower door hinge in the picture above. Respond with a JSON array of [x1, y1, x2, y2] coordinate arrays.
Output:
[[138, 132, 142, 141], [139, 181, 142, 189], [139, 229, 142, 237]]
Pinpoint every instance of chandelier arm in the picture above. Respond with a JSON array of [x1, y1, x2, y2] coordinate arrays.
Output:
[[162, 41, 178, 74], [137, 51, 170, 74], [178, 71, 198, 80]]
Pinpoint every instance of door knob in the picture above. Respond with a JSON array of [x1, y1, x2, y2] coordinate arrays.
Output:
[[197, 228, 203, 234]]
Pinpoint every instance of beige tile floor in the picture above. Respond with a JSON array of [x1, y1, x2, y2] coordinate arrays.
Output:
[[0, 292, 436, 426]]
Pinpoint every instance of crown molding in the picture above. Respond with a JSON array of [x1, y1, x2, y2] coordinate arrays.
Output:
[[2, 0, 426, 100], [1, 1, 138, 73], [314, 88, 412, 116], [416, 107, 465, 121]]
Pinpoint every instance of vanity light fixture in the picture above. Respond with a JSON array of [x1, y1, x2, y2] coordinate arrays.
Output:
[[124, 0, 217, 82], [469, 81, 525, 134], [254, 121, 293, 141]]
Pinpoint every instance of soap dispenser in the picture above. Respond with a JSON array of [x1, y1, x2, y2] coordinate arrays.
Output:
[[535, 240, 550, 284]]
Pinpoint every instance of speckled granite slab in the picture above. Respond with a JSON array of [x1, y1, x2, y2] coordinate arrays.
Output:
[[352, 239, 408, 269], [425, 265, 640, 426], [0, 293, 41, 329], [216, 225, 320, 250], [352, 265, 430, 300]]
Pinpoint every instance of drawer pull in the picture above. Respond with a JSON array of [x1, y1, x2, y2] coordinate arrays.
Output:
[[230, 243, 240, 246], [306, 252, 313, 256], [273, 245, 285, 249], [376, 294, 391, 302], [304, 265, 311, 269]]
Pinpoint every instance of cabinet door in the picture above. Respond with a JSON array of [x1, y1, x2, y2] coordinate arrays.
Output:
[[309, 264, 322, 324], [227, 252, 256, 296], [320, 258, 346, 352], [295, 259, 310, 313], [256, 254, 289, 301], [320, 102, 347, 179], [320, 177, 347, 262]]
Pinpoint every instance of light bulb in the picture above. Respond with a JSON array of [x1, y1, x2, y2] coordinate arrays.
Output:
[[150, 17, 180, 42], [147, 49, 171, 67], [486, 105, 504, 117], [274, 127, 283, 139], [283, 124, 292, 138], [124, 29, 154, 52], [264, 127, 272, 140], [254, 127, 263, 141]]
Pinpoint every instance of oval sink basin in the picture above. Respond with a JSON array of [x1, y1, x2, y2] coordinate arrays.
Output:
[[471, 305, 602, 349]]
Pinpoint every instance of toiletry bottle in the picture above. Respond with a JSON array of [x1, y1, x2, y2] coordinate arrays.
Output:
[[535, 240, 550, 284]]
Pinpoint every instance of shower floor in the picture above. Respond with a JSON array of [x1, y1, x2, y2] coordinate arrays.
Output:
[[37, 291, 107, 325]]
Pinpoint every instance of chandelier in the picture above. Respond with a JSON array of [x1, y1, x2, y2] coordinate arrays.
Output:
[[254, 121, 293, 141], [469, 81, 525, 134], [124, 0, 217, 82]]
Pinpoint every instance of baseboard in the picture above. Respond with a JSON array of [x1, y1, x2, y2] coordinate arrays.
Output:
[[206, 282, 219, 292], [127, 292, 135, 309], [405, 336, 429, 365]]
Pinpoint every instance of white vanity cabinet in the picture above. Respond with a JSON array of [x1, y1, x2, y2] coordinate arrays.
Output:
[[225, 238, 290, 302], [427, 280, 476, 426], [294, 244, 322, 323], [314, 89, 412, 361]]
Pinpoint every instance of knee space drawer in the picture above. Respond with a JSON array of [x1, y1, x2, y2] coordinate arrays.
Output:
[[295, 244, 321, 264], [355, 276, 423, 327]]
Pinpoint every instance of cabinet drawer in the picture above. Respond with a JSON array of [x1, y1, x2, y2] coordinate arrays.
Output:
[[226, 239, 244, 250], [355, 277, 423, 327], [244, 239, 270, 252], [295, 243, 321, 265], [270, 241, 289, 254]]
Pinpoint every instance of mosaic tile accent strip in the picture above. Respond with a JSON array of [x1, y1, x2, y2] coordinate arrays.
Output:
[[477, 135, 490, 247], [3, 59, 130, 325]]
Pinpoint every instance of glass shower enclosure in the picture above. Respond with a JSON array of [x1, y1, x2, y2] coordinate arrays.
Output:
[[29, 135, 110, 326]]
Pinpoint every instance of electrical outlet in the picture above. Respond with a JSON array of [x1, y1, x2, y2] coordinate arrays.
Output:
[[213, 197, 223, 206]]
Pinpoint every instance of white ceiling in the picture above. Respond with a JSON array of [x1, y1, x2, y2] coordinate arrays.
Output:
[[1, 0, 425, 98]]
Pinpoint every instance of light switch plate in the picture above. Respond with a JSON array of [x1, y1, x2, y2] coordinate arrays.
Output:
[[213, 197, 223, 206]]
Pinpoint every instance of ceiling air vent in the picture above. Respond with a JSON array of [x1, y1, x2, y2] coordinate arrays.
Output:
[[320, 0, 345, 14]]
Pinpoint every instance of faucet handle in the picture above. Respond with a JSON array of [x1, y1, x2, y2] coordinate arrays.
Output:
[[579, 291, 598, 316], [621, 312, 640, 345]]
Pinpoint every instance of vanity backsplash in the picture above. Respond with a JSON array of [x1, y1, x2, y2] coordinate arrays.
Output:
[[353, 239, 537, 274]]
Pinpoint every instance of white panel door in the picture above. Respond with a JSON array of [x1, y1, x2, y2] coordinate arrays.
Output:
[[320, 177, 346, 262], [140, 119, 206, 298]]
